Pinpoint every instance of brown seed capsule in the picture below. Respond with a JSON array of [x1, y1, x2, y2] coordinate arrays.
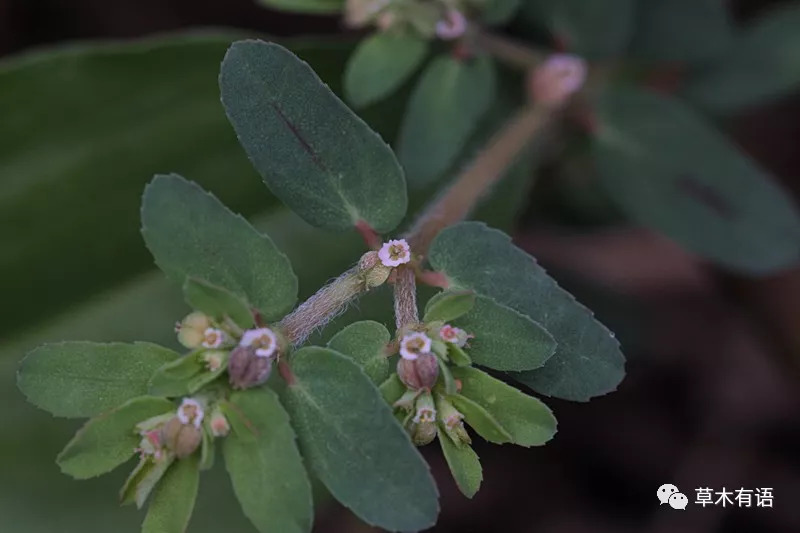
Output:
[[397, 352, 439, 390], [160, 417, 202, 459], [228, 345, 273, 389]]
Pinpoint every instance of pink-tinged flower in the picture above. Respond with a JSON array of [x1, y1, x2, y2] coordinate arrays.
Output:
[[529, 54, 587, 105], [413, 405, 436, 424], [436, 10, 468, 41], [400, 332, 432, 361], [378, 239, 412, 267], [439, 324, 470, 347], [209, 410, 230, 437], [201, 327, 225, 349], [240, 327, 278, 358], [177, 398, 204, 428]]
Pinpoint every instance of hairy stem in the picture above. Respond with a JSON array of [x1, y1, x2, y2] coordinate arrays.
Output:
[[394, 266, 419, 329], [405, 104, 551, 256], [278, 267, 364, 346], [475, 30, 545, 70]]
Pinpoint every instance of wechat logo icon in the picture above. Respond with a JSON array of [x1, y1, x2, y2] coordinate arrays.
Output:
[[658, 484, 688, 510]]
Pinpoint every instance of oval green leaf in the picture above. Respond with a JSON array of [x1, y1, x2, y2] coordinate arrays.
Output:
[[454, 294, 556, 371], [141, 174, 297, 320], [423, 290, 476, 323], [345, 32, 429, 108], [593, 86, 800, 275], [683, 5, 800, 113], [451, 367, 556, 446], [326, 320, 392, 384], [482, 0, 522, 25], [142, 454, 200, 533], [224, 388, 313, 533], [449, 394, 512, 444], [57, 396, 174, 479], [438, 429, 483, 498], [18, 341, 179, 418], [281, 347, 439, 531], [429, 222, 625, 401], [398, 54, 496, 186], [220, 40, 408, 232]]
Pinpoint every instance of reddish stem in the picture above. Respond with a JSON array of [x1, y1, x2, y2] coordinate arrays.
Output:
[[355, 220, 381, 250]]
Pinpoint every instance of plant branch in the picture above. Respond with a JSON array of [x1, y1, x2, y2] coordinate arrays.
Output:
[[393, 265, 419, 329], [474, 30, 545, 71], [405, 104, 552, 256]]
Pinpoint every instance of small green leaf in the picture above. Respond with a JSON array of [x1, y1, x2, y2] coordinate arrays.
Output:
[[398, 54, 496, 186], [379, 373, 406, 404], [256, 0, 344, 13], [57, 396, 174, 479], [224, 388, 313, 533], [454, 295, 556, 371], [437, 357, 458, 396], [449, 394, 512, 444], [148, 352, 226, 398], [438, 429, 483, 498], [183, 277, 254, 329], [220, 40, 408, 232], [629, 0, 733, 65], [327, 320, 392, 384], [482, 0, 522, 25], [200, 427, 215, 471], [429, 222, 625, 401], [593, 86, 800, 275], [345, 33, 429, 108], [423, 290, 476, 323], [18, 341, 179, 418], [282, 347, 439, 531], [141, 174, 297, 321], [451, 367, 556, 447], [684, 5, 800, 113], [520, 0, 635, 59], [447, 344, 472, 367], [142, 455, 200, 533], [120, 454, 175, 508]]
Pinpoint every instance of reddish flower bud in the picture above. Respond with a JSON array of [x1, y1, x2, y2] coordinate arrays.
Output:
[[397, 352, 439, 390], [228, 345, 273, 389]]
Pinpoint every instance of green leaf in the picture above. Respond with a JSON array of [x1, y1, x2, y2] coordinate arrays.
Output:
[[147, 352, 226, 398], [18, 341, 179, 418], [142, 455, 200, 533], [183, 277, 254, 329], [379, 373, 406, 404], [120, 454, 175, 508], [438, 429, 482, 498], [398, 54, 496, 186], [449, 394, 512, 444], [220, 40, 408, 232], [593, 86, 800, 275], [683, 5, 800, 113], [141, 174, 297, 321], [200, 427, 215, 471], [282, 347, 439, 531], [520, 0, 634, 59], [437, 357, 458, 396], [224, 388, 313, 533], [629, 0, 733, 65], [345, 32, 429, 108], [454, 294, 556, 371], [57, 396, 174, 479], [257, 0, 344, 13], [326, 320, 392, 384], [428, 222, 624, 401], [447, 344, 472, 367], [423, 290, 476, 323], [482, 0, 522, 25], [451, 367, 556, 446]]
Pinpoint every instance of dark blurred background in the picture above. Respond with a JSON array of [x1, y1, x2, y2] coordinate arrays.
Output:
[[1, 1, 799, 532]]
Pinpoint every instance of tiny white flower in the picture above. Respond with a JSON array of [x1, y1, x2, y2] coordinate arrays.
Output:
[[439, 324, 470, 347], [529, 54, 588, 105], [400, 332, 432, 361], [201, 327, 225, 349], [413, 406, 437, 424], [177, 398, 204, 428], [378, 239, 411, 267], [240, 327, 278, 358], [436, 10, 467, 41]]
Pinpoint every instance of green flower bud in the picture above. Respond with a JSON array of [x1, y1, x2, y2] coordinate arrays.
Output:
[[397, 352, 439, 390], [176, 311, 212, 349]]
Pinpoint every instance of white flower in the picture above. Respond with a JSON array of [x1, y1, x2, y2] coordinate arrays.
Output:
[[240, 327, 278, 358], [201, 327, 225, 349], [399, 332, 432, 361], [439, 324, 469, 347], [378, 239, 411, 267], [177, 398, 204, 428], [436, 10, 467, 41]]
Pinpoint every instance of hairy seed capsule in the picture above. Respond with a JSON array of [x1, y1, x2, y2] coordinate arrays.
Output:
[[160, 417, 202, 459], [358, 251, 392, 288], [228, 345, 273, 389], [397, 352, 439, 390]]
